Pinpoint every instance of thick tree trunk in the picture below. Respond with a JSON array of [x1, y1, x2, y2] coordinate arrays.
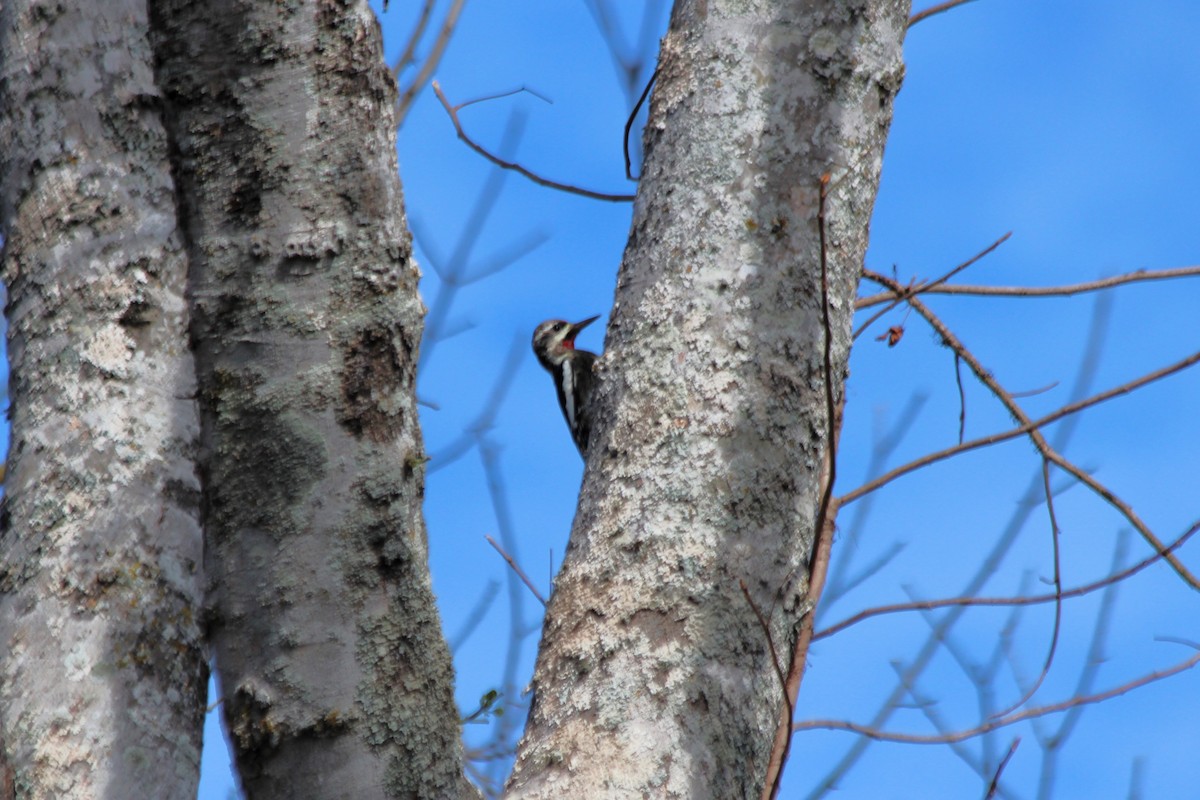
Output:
[[0, 2, 206, 797], [506, 1, 909, 797], [150, 1, 472, 797]]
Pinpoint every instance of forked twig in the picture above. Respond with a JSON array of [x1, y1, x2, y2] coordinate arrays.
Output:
[[863, 269, 1200, 591], [854, 231, 1012, 340], [816, 521, 1199, 640], [793, 650, 1200, 742]]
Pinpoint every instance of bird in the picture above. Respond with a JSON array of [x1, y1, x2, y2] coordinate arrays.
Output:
[[531, 315, 601, 456]]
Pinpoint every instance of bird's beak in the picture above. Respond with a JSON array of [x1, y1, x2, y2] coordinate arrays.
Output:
[[569, 315, 601, 338]]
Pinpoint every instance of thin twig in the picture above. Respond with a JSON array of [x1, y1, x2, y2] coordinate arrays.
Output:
[[1128, 759, 1145, 800], [825, 542, 906, 609], [395, 0, 468, 126], [819, 503, 1200, 642], [825, 496, 1200, 642], [432, 81, 636, 202], [857, 264, 1200, 309], [908, 0, 979, 28], [582, 0, 638, 97], [740, 580, 789, 701], [1010, 380, 1059, 399], [886, 661, 1020, 800], [1157, 635, 1200, 650], [454, 85, 553, 111], [1033, 531, 1129, 798], [793, 651, 1200, 742], [954, 352, 966, 444], [924, 231, 1013, 292], [985, 739, 1021, 800], [485, 534, 547, 606], [415, 108, 521, 372], [479, 439, 544, 786], [989, 462, 1065, 718], [624, 67, 658, 180]]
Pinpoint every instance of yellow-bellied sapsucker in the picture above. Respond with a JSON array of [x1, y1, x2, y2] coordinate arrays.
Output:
[[532, 315, 600, 456]]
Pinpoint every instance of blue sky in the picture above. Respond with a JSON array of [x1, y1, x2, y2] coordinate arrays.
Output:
[[199, 2, 1200, 797]]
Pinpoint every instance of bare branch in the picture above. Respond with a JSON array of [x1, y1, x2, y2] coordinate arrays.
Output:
[[885, 661, 1020, 800], [953, 352, 966, 443], [417, 109, 530, 373], [460, 228, 551, 285], [812, 308, 1111, 792], [857, 264, 1200, 309], [924, 231, 1013, 291], [1034, 531, 1129, 798], [839, 347, 1200, 505], [817, 509, 1199, 641], [825, 542, 906, 607], [478, 439, 543, 789], [822, 394, 926, 612], [1010, 380, 1059, 399], [432, 81, 636, 202], [861, 269, 1200, 590], [391, 0, 436, 80]]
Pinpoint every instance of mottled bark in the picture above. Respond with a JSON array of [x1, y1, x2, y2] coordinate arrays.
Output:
[[507, 1, 909, 797], [148, 1, 472, 798], [0, 2, 206, 798]]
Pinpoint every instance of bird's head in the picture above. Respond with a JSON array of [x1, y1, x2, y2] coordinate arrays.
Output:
[[532, 315, 599, 369]]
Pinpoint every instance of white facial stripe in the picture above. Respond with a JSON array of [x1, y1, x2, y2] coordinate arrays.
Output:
[[561, 359, 576, 428]]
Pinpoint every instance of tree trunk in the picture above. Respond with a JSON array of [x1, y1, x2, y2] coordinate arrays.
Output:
[[149, 1, 472, 797], [506, 1, 909, 797], [0, 2, 206, 797]]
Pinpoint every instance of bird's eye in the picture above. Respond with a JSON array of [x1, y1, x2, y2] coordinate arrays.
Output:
[[554, 322, 566, 331]]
